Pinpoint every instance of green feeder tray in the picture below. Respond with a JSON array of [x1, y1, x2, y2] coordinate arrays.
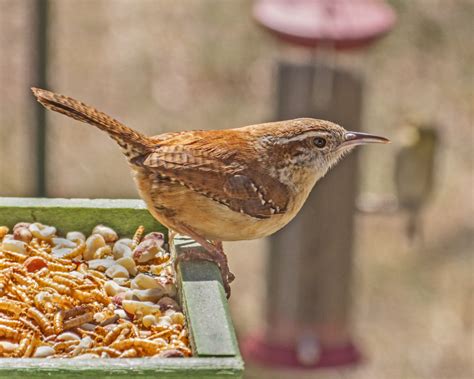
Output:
[[0, 198, 244, 379]]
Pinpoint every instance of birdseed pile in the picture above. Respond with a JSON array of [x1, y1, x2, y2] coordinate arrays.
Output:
[[0, 222, 191, 358]]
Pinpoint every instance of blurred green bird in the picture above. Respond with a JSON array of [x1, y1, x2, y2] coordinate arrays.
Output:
[[395, 123, 439, 242]]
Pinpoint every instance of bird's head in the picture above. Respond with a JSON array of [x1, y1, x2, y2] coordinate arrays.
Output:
[[254, 118, 390, 186]]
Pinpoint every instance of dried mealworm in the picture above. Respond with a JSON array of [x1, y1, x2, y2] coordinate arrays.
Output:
[[36, 276, 72, 295], [110, 338, 165, 354], [0, 317, 22, 329], [76, 328, 104, 344], [72, 289, 97, 304], [148, 329, 173, 340], [84, 274, 105, 287], [168, 343, 192, 357], [0, 325, 20, 340], [63, 312, 94, 330], [114, 327, 130, 344], [40, 240, 52, 251], [52, 275, 78, 288], [34, 292, 55, 314], [129, 322, 140, 338], [118, 348, 138, 358], [9, 284, 32, 304], [90, 289, 111, 305], [28, 245, 71, 265], [86, 270, 107, 281], [19, 316, 42, 335], [34, 267, 49, 277], [52, 271, 83, 282], [61, 242, 86, 260], [12, 335, 30, 357], [94, 325, 107, 336], [0, 298, 24, 316], [2, 250, 28, 263], [47, 261, 76, 272], [27, 307, 54, 336], [63, 305, 91, 319], [74, 284, 96, 291], [26, 245, 55, 261], [53, 310, 64, 334], [11, 272, 37, 288], [0, 267, 12, 280], [84, 346, 121, 357], [103, 323, 130, 346], [22, 335, 39, 357], [53, 340, 80, 353], [132, 225, 145, 249], [0, 260, 22, 270]]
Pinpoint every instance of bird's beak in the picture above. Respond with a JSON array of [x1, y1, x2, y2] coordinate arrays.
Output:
[[341, 131, 390, 148]]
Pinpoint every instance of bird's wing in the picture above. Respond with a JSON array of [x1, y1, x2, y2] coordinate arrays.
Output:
[[132, 133, 289, 219]]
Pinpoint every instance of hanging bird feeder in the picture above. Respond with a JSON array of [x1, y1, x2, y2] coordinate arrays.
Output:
[[253, 0, 396, 49]]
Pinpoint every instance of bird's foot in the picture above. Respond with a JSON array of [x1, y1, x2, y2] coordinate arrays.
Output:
[[174, 248, 214, 267], [172, 226, 234, 298], [175, 247, 233, 298]]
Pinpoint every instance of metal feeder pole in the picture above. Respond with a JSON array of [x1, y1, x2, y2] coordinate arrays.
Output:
[[31, 0, 49, 197]]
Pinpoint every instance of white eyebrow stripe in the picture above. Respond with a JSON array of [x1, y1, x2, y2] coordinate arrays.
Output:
[[277, 131, 328, 143]]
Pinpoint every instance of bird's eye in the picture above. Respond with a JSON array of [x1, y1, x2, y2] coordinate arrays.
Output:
[[313, 137, 327, 148]]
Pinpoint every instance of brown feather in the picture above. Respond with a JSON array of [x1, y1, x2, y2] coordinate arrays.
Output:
[[133, 131, 289, 219], [31, 87, 153, 158]]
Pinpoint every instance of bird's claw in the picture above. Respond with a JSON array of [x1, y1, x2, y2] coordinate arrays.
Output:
[[174, 247, 234, 299]]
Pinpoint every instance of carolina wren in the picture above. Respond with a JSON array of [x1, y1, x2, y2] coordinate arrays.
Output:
[[32, 88, 389, 297]]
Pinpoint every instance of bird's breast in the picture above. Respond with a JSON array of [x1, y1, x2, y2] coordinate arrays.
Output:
[[131, 167, 309, 241]]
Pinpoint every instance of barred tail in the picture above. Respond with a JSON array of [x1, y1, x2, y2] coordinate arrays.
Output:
[[31, 88, 153, 157]]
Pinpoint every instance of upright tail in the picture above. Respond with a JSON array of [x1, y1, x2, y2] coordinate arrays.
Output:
[[31, 88, 154, 158]]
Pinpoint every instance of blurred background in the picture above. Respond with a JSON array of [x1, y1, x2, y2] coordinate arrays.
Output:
[[0, 0, 472, 378]]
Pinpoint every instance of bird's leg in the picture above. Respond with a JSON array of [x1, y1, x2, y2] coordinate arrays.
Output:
[[172, 224, 234, 298], [168, 230, 177, 243], [213, 241, 223, 251], [211, 240, 235, 284]]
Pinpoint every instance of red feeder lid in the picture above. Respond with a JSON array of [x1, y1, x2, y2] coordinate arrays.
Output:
[[253, 0, 397, 49]]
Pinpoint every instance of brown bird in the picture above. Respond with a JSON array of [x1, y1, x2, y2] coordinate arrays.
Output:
[[32, 88, 389, 297]]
